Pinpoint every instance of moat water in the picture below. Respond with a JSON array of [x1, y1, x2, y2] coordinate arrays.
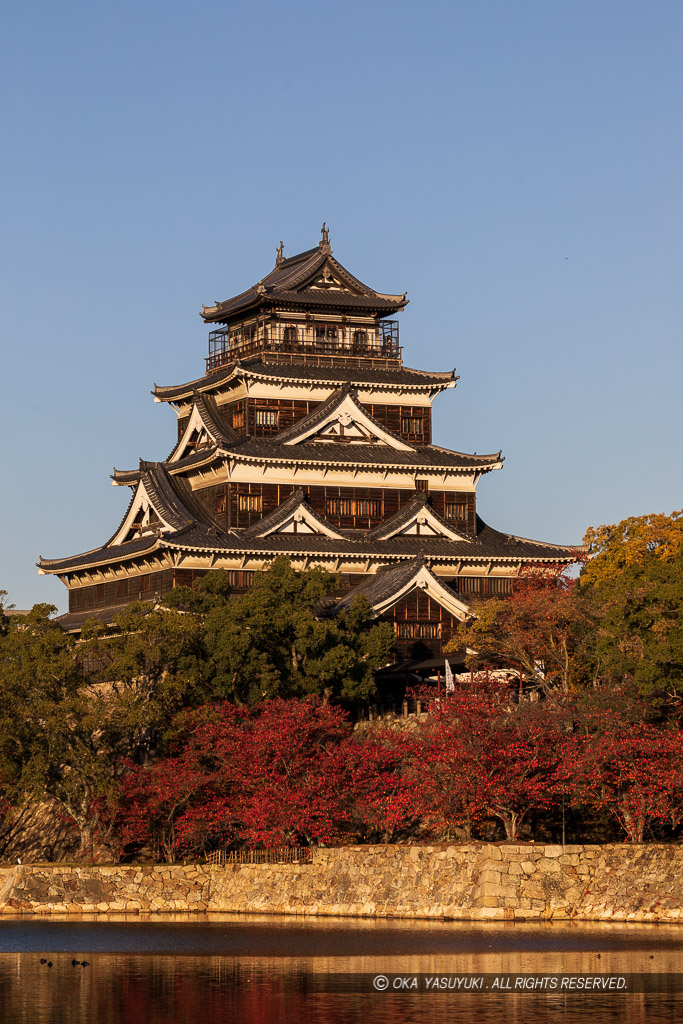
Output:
[[0, 914, 681, 1023]]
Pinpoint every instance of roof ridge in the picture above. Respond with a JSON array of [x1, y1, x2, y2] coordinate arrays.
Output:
[[194, 392, 240, 444], [274, 386, 349, 443]]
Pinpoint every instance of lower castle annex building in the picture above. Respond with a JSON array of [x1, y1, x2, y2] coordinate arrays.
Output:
[[40, 227, 578, 665]]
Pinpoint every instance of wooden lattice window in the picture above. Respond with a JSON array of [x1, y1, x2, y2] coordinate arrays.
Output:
[[455, 577, 511, 596], [415, 478, 429, 491], [326, 497, 380, 517], [225, 570, 255, 588], [401, 416, 423, 434], [326, 497, 353, 516], [283, 326, 298, 343], [232, 409, 245, 429], [445, 501, 467, 520], [355, 499, 380, 517], [255, 409, 278, 428], [238, 494, 262, 512], [394, 622, 442, 639]]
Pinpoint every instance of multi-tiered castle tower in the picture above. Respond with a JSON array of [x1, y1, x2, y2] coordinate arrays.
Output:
[[40, 226, 576, 666]]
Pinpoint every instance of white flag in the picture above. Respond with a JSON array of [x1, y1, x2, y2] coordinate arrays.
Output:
[[445, 659, 454, 692]]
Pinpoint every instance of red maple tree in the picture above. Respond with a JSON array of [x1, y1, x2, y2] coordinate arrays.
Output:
[[412, 678, 564, 840], [559, 694, 683, 841]]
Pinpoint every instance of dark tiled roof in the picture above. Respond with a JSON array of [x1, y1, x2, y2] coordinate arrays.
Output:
[[366, 493, 466, 541], [240, 489, 347, 540], [39, 534, 161, 573], [111, 467, 141, 486], [274, 384, 353, 443], [39, 521, 231, 575], [154, 364, 238, 402], [162, 447, 221, 473], [274, 385, 413, 450], [194, 518, 579, 562], [164, 393, 239, 463], [41, 480, 580, 578], [117, 446, 221, 483], [200, 243, 408, 323], [336, 557, 452, 611], [43, 515, 580, 575], [139, 461, 197, 533], [40, 463, 224, 574], [245, 360, 457, 386], [56, 602, 133, 633], [474, 517, 583, 560], [223, 438, 501, 471], [196, 393, 240, 445], [153, 359, 457, 403]]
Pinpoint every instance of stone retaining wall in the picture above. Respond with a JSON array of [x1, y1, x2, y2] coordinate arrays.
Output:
[[1, 843, 682, 921]]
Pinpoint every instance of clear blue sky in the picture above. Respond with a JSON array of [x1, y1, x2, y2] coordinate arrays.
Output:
[[2, 0, 682, 612]]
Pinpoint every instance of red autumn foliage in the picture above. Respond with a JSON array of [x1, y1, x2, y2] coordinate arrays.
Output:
[[100, 687, 683, 860], [450, 565, 588, 694], [558, 695, 683, 842], [339, 729, 417, 842], [106, 698, 413, 859], [410, 678, 564, 840]]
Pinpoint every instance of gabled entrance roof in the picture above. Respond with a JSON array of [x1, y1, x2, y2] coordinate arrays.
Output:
[[336, 557, 471, 620]]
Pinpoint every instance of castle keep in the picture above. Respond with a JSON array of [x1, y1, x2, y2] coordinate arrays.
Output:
[[40, 226, 576, 665]]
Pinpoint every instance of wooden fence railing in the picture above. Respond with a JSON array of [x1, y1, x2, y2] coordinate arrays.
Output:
[[205, 845, 313, 866]]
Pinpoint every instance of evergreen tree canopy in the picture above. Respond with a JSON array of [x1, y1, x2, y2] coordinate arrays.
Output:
[[580, 510, 683, 696]]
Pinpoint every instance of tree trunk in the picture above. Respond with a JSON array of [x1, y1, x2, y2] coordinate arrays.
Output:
[[77, 819, 95, 861], [493, 810, 519, 841]]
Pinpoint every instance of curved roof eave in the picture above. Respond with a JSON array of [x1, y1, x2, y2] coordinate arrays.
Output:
[[199, 243, 408, 323]]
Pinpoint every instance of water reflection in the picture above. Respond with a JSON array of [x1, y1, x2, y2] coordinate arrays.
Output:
[[0, 916, 681, 1024]]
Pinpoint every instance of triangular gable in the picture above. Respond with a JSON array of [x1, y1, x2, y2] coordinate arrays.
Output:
[[298, 258, 362, 295], [109, 478, 175, 546], [169, 404, 213, 463], [241, 490, 346, 540], [260, 504, 345, 538], [369, 564, 471, 620], [368, 499, 470, 542], [281, 392, 414, 451], [338, 559, 470, 622], [168, 396, 236, 463]]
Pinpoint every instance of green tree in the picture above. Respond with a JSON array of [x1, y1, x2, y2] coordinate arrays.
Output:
[[582, 510, 683, 589], [0, 604, 120, 857], [200, 557, 394, 705], [0, 590, 12, 638], [579, 510, 683, 697], [79, 598, 206, 746]]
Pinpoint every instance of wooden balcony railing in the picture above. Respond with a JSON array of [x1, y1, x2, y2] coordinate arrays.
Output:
[[206, 320, 401, 372]]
